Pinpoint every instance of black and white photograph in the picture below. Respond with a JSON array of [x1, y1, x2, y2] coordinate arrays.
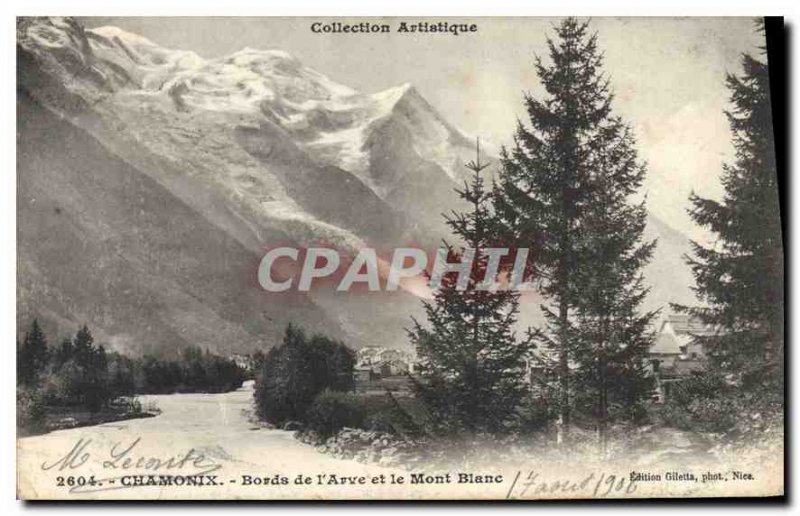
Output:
[[13, 13, 785, 500]]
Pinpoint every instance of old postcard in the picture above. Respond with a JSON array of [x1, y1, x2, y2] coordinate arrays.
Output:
[[16, 16, 784, 500]]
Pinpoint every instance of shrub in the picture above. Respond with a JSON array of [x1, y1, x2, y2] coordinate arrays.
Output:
[[39, 360, 83, 406], [113, 396, 143, 415], [306, 390, 365, 438], [513, 393, 551, 434], [656, 372, 739, 434], [363, 409, 397, 433], [17, 387, 46, 436], [359, 392, 429, 436]]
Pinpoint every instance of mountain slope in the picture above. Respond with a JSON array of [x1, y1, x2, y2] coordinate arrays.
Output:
[[17, 17, 697, 354], [17, 88, 342, 356]]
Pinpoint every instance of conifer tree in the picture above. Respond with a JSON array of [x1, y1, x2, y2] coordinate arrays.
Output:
[[409, 142, 533, 435], [71, 325, 109, 411], [570, 131, 657, 446], [72, 324, 95, 368], [492, 18, 656, 442], [679, 24, 782, 408], [53, 337, 74, 368], [18, 319, 49, 386]]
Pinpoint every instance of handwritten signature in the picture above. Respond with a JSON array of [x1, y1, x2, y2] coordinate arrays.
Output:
[[41, 437, 222, 493]]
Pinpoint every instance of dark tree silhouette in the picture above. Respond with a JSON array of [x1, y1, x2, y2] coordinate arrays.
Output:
[[492, 18, 656, 444], [18, 319, 49, 387], [409, 141, 533, 435], [255, 324, 356, 425], [678, 21, 783, 410]]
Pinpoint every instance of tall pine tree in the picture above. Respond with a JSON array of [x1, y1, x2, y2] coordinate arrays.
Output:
[[71, 325, 109, 411], [569, 117, 657, 447], [679, 22, 782, 408], [18, 319, 49, 387], [409, 141, 533, 435], [492, 18, 656, 443]]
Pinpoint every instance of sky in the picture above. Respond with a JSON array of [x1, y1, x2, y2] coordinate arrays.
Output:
[[80, 17, 767, 241]]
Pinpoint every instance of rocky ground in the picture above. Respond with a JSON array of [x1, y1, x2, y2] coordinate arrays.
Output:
[[294, 419, 784, 476]]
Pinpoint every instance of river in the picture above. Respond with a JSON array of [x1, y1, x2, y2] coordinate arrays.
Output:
[[16, 381, 424, 500]]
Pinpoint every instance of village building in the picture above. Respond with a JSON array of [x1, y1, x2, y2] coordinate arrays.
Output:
[[520, 314, 719, 403], [649, 314, 718, 402], [377, 359, 409, 377], [353, 364, 378, 384], [658, 314, 718, 360], [355, 347, 415, 370], [353, 346, 417, 394], [230, 353, 256, 373]]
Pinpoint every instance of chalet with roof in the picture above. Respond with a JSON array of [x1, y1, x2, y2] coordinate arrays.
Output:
[[658, 314, 718, 360], [649, 314, 719, 402]]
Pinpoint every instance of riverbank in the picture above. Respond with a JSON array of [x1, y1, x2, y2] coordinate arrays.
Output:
[[19, 404, 160, 437], [21, 383, 250, 437], [43, 407, 158, 434]]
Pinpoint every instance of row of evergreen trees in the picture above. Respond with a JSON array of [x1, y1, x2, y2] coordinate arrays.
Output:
[[411, 17, 781, 444], [18, 321, 114, 411], [17, 319, 247, 414], [123, 346, 247, 395]]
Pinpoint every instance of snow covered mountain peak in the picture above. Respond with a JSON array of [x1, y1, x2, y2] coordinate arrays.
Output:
[[87, 25, 359, 107], [18, 17, 468, 157], [89, 25, 162, 53]]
